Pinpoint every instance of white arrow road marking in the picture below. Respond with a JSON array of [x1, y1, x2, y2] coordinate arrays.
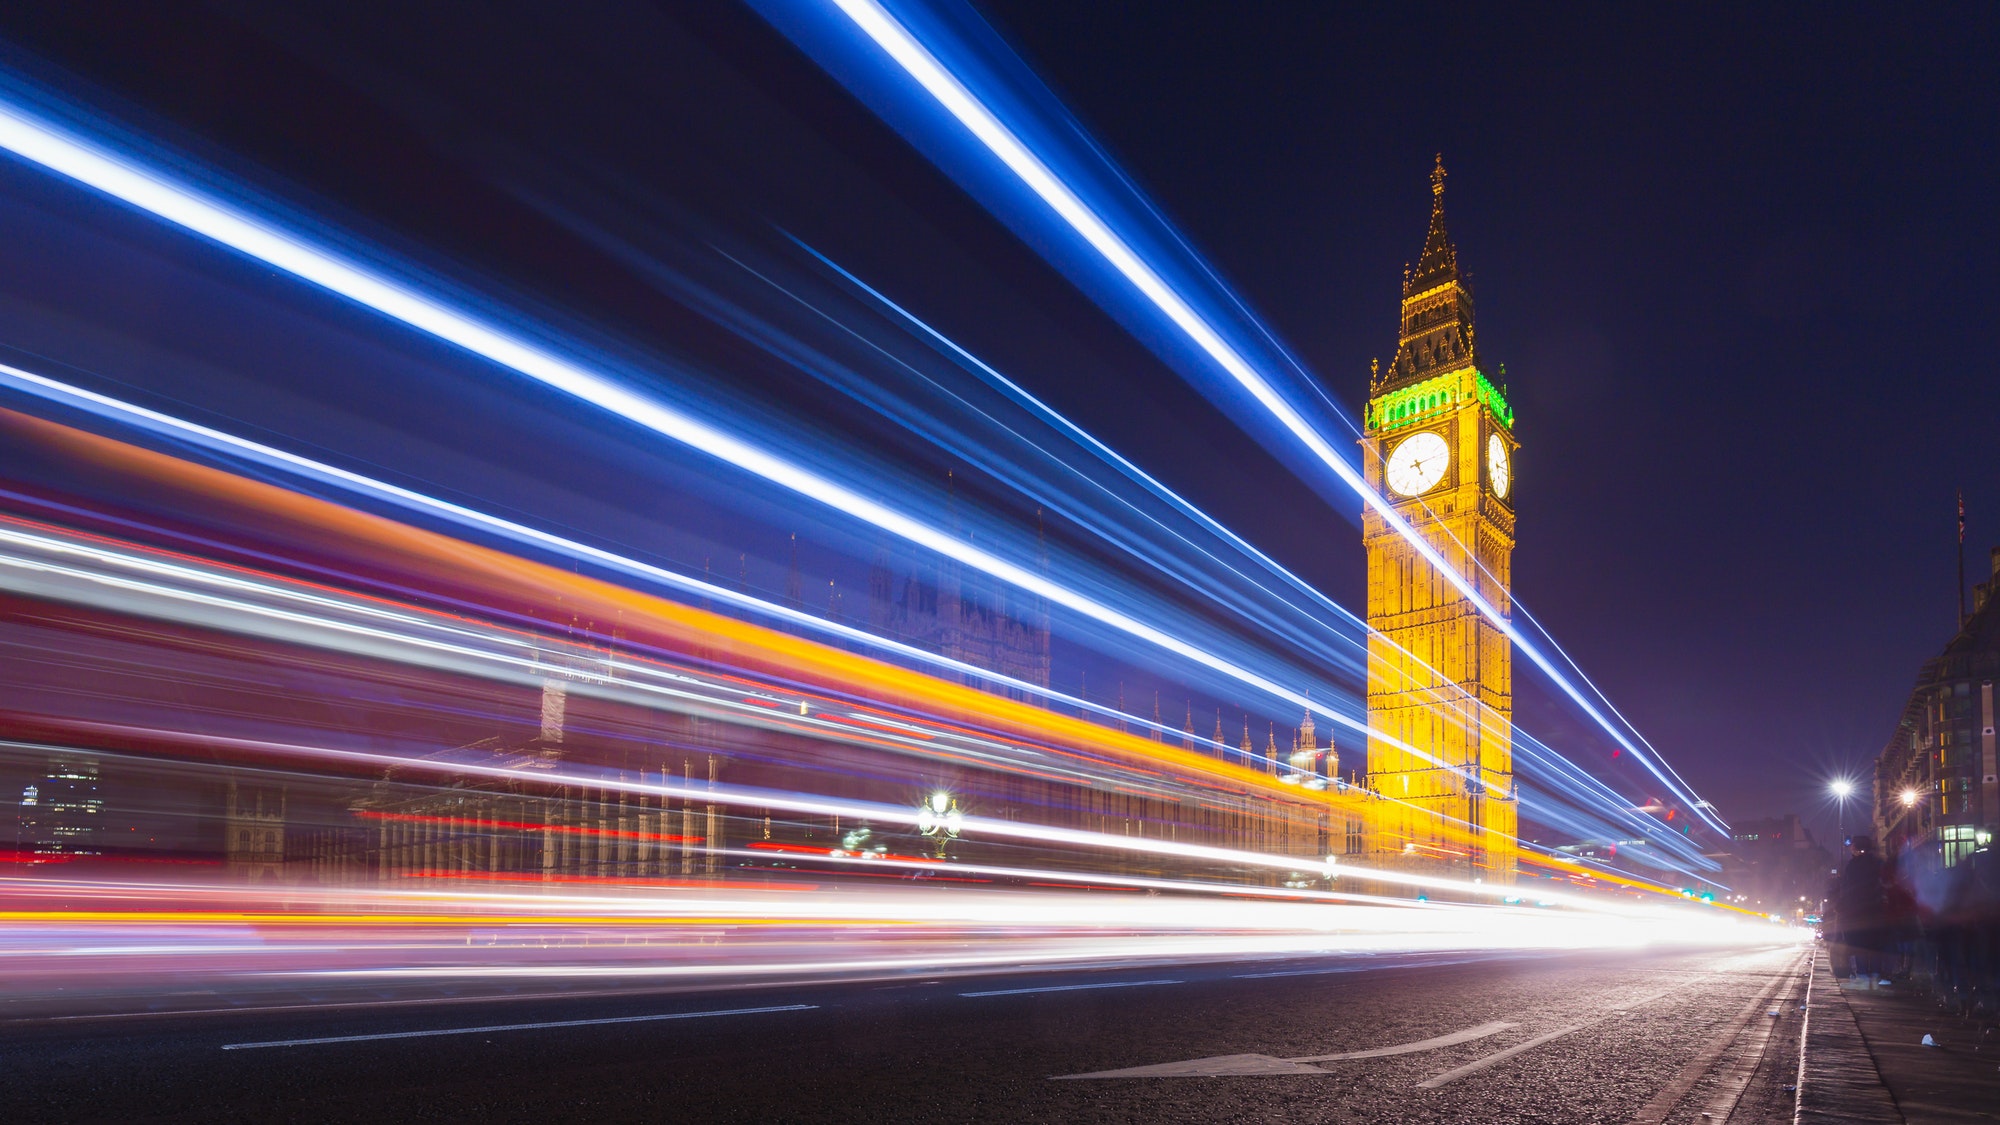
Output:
[[1290, 1021, 1521, 1062], [1415, 1024, 1589, 1088], [1052, 1020, 1518, 1079]]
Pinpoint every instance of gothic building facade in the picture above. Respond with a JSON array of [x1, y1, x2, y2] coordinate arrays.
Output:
[[869, 539, 1051, 698]]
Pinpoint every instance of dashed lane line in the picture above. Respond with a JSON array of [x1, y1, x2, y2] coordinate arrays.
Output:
[[219, 1003, 818, 1049]]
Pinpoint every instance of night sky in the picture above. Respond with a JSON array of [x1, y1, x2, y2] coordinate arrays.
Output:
[[0, 1, 1993, 848]]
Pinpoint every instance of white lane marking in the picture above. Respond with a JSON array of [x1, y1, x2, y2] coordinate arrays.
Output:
[[219, 1003, 817, 1050], [1292, 1020, 1518, 1062], [1055, 1020, 1517, 1079], [961, 979, 1181, 998], [1415, 1024, 1589, 1088]]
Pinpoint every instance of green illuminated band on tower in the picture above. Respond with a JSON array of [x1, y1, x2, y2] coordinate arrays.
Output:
[[1366, 367, 1513, 432], [1475, 371, 1513, 428]]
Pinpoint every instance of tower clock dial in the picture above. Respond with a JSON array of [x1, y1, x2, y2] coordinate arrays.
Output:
[[1487, 433, 1510, 499], [1384, 431, 1450, 496]]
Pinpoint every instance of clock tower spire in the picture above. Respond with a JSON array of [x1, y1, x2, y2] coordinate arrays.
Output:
[[1362, 156, 1518, 884], [1375, 155, 1479, 395]]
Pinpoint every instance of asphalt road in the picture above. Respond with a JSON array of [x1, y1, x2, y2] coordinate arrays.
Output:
[[2, 943, 1812, 1124]]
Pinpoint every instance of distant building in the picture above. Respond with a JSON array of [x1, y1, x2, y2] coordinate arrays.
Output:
[[1874, 546, 2000, 871], [15, 757, 101, 862], [1721, 814, 1831, 917]]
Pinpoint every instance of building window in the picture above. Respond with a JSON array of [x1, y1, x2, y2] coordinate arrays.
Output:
[[1943, 824, 1978, 867]]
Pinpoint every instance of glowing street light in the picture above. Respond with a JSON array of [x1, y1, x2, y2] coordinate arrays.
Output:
[[1899, 787, 1920, 808], [916, 791, 963, 858], [1828, 778, 1855, 840]]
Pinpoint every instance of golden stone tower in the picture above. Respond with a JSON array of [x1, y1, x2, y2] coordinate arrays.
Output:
[[1362, 156, 1518, 883]]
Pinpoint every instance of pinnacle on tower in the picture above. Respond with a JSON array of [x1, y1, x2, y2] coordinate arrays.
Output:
[[1381, 154, 1478, 391], [1411, 154, 1457, 292]]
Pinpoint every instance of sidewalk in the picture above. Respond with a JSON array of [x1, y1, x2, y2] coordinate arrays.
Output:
[[1799, 947, 2000, 1123]]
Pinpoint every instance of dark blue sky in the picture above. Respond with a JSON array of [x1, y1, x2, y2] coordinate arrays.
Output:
[[0, 1, 1992, 846]]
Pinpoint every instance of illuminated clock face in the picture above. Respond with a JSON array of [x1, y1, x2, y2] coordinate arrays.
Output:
[[1487, 433, 1511, 499], [1385, 431, 1450, 496]]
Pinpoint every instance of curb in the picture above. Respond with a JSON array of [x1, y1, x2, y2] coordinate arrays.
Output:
[[1795, 946, 1902, 1124]]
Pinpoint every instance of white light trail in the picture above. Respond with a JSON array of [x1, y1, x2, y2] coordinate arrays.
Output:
[[0, 519, 1106, 787], [819, 0, 1725, 834], [0, 727, 1702, 922], [0, 873, 1791, 1016]]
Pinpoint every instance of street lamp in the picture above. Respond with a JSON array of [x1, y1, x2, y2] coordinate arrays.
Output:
[[1828, 778, 1855, 841], [915, 791, 962, 859], [1899, 787, 1920, 808]]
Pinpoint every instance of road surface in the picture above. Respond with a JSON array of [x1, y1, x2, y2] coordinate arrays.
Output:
[[2, 943, 1811, 1123]]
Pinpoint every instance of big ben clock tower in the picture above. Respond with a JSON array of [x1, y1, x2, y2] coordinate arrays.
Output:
[[1362, 156, 1518, 883]]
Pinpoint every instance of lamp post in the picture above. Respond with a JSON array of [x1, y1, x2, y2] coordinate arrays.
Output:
[[916, 791, 962, 860], [1828, 778, 1854, 843]]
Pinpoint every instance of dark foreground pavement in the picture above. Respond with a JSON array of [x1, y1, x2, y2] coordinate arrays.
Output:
[[1802, 950, 2000, 1124], [0, 943, 1894, 1124]]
